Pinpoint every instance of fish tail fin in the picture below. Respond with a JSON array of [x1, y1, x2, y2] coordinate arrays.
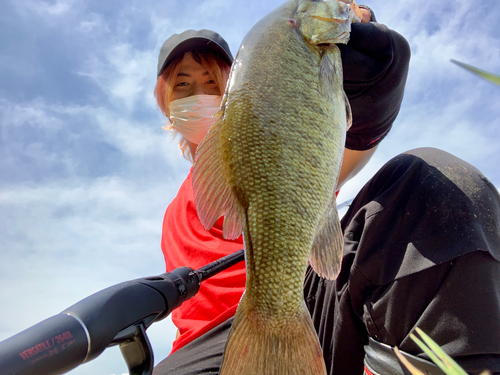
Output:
[[220, 297, 327, 375], [310, 198, 343, 280]]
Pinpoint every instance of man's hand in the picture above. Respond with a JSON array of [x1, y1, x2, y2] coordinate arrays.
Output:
[[359, 7, 371, 23]]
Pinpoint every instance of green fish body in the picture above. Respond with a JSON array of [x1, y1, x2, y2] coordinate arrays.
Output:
[[193, 0, 359, 373]]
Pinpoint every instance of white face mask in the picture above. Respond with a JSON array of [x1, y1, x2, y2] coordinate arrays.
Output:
[[169, 95, 222, 145]]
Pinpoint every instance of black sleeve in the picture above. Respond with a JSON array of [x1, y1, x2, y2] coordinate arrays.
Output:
[[339, 18, 411, 151]]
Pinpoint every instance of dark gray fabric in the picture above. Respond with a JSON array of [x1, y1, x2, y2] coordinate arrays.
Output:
[[305, 147, 500, 375], [153, 318, 232, 375], [154, 147, 500, 375]]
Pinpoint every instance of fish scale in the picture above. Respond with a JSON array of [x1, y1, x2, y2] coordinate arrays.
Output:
[[193, 0, 361, 373]]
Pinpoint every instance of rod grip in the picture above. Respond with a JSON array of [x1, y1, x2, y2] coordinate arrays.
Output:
[[0, 314, 89, 375]]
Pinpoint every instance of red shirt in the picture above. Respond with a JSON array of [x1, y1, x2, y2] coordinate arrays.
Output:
[[161, 169, 246, 353]]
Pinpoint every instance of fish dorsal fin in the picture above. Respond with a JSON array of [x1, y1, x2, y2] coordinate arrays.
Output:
[[192, 111, 244, 240]]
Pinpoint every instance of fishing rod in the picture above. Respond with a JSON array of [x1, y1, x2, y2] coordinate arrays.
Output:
[[0, 249, 245, 375], [336, 198, 354, 211]]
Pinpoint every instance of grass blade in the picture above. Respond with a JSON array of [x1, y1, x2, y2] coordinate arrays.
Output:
[[409, 332, 450, 374], [414, 327, 468, 375], [451, 59, 500, 86]]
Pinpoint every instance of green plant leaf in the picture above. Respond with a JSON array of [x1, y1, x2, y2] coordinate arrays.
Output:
[[451, 59, 500, 86], [399, 328, 493, 375], [414, 327, 468, 375], [398, 327, 467, 375], [409, 332, 450, 374]]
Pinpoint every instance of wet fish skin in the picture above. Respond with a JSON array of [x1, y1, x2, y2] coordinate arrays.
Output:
[[193, 0, 359, 373]]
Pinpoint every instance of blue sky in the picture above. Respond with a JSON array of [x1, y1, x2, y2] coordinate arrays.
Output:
[[0, 0, 499, 374]]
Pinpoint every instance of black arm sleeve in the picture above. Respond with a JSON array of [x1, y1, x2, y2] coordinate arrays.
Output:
[[340, 20, 411, 151]]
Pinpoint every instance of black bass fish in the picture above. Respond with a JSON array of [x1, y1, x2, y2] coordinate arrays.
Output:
[[193, 0, 360, 373]]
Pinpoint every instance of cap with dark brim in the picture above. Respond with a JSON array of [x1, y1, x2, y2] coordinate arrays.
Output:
[[157, 29, 234, 77]]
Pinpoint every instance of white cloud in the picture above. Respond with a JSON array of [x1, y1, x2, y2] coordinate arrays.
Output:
[[79, 44, 156, 112], [77, 12, 109, 34], [0, 94, 186, 173], [13, 0, 78, 18], [0, 176, 173, 269], [0, 97, 67, 130], [0, 175, 182, 372]]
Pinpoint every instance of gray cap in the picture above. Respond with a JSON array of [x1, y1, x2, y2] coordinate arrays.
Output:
[[157, 29, 234, 77]]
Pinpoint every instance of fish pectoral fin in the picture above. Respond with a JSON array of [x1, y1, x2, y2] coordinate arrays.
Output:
[[219, 298, 327, 375], [318, 47, 352, 131], [310, 199, 343, 280], [344, 90, 353, 130], [192, 116, 244, 240], [318, 45, 344, 97]]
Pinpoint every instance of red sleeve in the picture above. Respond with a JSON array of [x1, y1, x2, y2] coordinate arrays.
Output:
[[161, 169, 246, 353]]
